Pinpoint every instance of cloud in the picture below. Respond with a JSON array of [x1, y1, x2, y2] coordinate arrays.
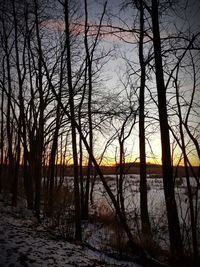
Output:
[[41, 19, 65, 31], [41, 19, 138, 42]]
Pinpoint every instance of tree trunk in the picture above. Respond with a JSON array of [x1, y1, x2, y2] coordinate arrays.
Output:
[[47, 105, 60, 217], [34, 0, 44, 220], [64, 0, 82, 241], [11, 120, 21, 207], [82, 0, 93, 220], [138, 0, 151, 238], [151, 0, 183, 257], [119, 141, 126, 218], [175, 73, 198, 261], [0, 74, 4, 194], [3, 17, 14, 192]]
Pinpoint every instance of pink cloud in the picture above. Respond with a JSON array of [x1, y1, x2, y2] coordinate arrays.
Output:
[[41, 19, 138, 42]]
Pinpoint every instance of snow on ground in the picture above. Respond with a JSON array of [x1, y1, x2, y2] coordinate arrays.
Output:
[[0, 196, 141, 267]]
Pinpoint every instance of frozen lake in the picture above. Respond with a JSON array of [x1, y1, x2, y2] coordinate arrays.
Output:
[[47, 174, 200, 251]]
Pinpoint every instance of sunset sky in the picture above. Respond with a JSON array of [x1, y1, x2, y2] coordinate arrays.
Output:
[[43, 0, 200, 167]]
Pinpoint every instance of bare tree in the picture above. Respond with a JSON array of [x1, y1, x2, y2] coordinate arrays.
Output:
[[149, 0, 183, 257], [63, 0, 82, 241], [137, 0, 151, 239], [82, 0, 108, 219], [0, 0, 14, 195]]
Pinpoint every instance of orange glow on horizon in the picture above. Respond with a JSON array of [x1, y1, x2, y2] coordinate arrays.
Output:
[[63, 156, 199, 168]]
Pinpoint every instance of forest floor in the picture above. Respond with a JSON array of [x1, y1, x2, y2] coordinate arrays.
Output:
[[0, 194, 142, 267]]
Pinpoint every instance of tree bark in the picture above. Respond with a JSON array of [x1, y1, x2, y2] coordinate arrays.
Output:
[[151, 0, 183, 257], [64, 0, 82, 241], [138, 0, 151, 238], [175, 71, 198, 261], [0, 65, 5, 194], [34, 0, 44, 220]]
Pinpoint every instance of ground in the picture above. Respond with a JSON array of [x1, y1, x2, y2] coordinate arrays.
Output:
[[0, 196, 141, 267]]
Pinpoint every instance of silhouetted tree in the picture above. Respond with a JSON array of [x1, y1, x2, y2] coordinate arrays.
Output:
[[137, 0, 151, 239], [63, 0, 82, 241], [150, 0, 183, 257]]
